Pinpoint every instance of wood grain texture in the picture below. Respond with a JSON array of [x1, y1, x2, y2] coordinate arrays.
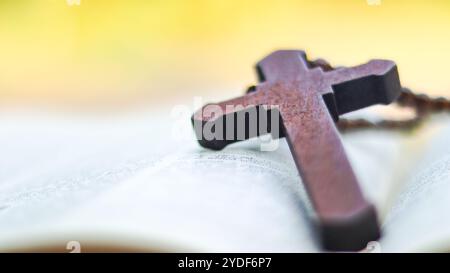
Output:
[[192, 50, 401, 251]]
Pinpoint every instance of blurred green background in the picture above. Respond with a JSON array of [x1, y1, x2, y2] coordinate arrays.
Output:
[[0, 0, 449, 109]]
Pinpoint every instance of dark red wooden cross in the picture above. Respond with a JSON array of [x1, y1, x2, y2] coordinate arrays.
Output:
[[191, 50, 401, 251]]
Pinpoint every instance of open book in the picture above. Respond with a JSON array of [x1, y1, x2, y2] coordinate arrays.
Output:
[[0, 105, 449, 253]]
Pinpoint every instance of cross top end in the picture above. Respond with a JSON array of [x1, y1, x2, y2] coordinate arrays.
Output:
[[257, 50, 397, 81]]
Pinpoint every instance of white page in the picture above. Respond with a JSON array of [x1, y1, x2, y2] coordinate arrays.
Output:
[[381, 115, 450, 252], [0, 109, 173, 234], [0, 106, 412, 252]]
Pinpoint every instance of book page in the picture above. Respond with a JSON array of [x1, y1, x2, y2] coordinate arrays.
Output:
[[0, 106, 412, 252], [46, 142, 322, 252], [381, 114, 450, 252], [0, 109, 320, 251], [0, 109, 174, 247]]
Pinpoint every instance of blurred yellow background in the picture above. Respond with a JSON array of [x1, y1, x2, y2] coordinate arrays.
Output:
[[0, 0, 449, 109]]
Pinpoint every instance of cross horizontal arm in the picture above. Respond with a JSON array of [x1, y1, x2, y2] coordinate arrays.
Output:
[[191, 90, 280, 150], [326, 60, 402, 115]]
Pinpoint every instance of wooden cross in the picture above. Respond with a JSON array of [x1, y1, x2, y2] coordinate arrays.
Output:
[[191, 50, 401, 251]]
